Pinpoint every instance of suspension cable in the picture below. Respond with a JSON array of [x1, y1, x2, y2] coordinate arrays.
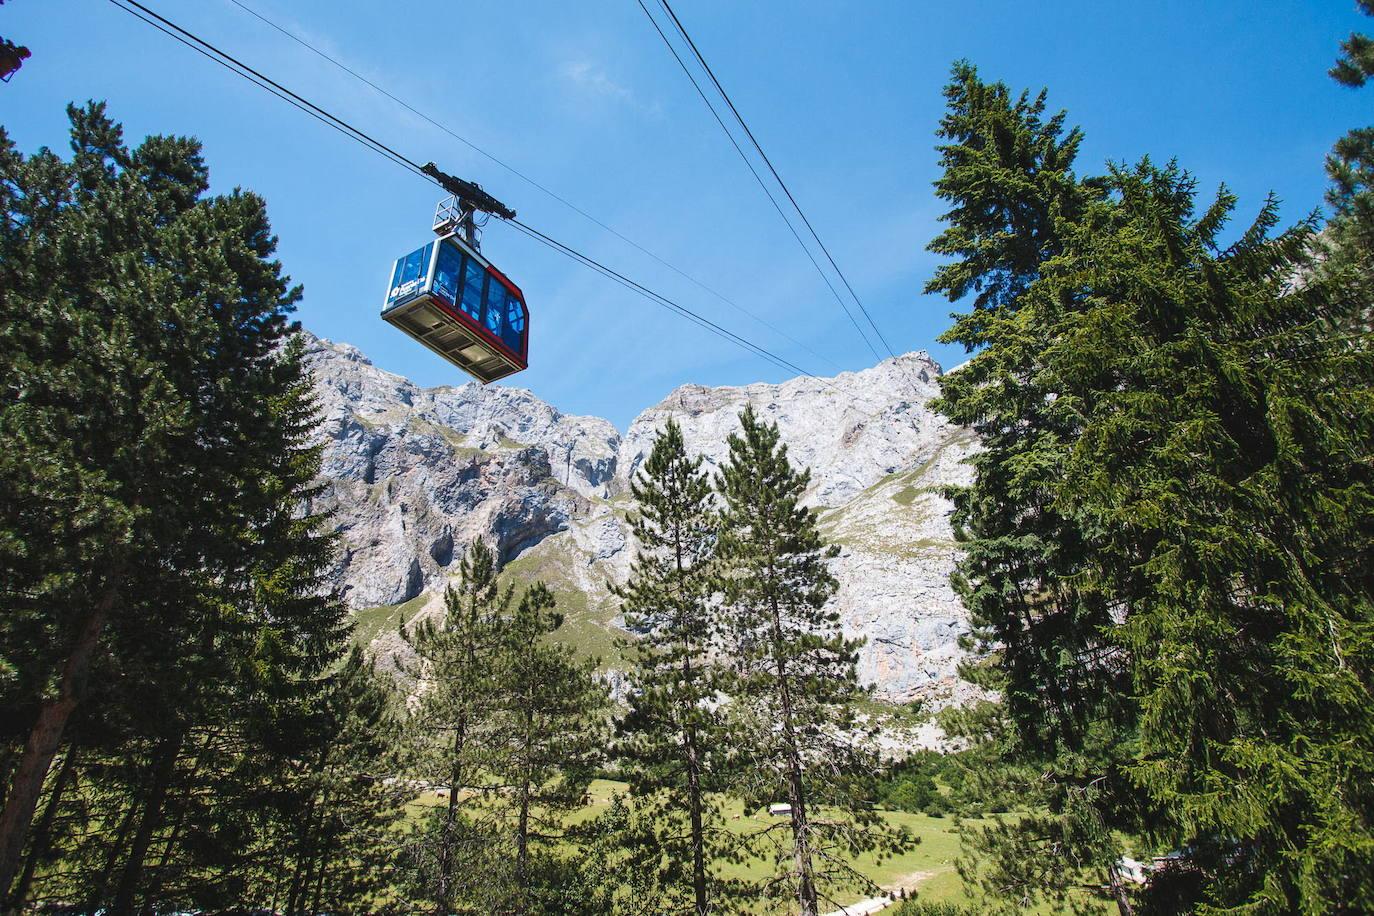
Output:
[[224, 0, 843, 374], [634, 0, 884, 364], [647, 0, 901, 360], [104, 0, 878, 402]]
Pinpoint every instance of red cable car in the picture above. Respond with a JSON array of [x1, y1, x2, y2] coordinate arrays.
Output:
[[381, 168, 527, 384]]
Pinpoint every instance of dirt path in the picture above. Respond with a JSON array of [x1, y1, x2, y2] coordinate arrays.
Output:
[[884, 868, 935, 895], [821, 870, 937, 916]]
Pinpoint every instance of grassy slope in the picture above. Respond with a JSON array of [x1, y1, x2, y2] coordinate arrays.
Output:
[[351, 592, 430, 647], [408, 779, 982, 909], [500, 528, 624, 667]]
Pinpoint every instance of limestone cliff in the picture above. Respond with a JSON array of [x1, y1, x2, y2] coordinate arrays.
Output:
[[303, 330, 975, 706]]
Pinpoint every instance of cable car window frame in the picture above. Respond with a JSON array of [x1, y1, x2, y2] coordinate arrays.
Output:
[[433, 239, 462, 307], [386, 241, 434, 309], [502, 290, 526, 354], [482, 271, 504, 338], [459, 250, 485, 320]]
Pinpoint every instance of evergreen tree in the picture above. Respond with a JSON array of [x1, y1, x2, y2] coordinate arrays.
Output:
[[616, 419, 734, 915], [1058, 161, 1373, 913], [397, 538, 509, 914], [487, 582, 609, 916], [715, 406, 904, 916], [1326, 0, 1374, 313], [928, 61, 1374, 914], [0, 103, 346, 909], [924, 63, 1145, 913], [273, 646, 406, 914], [1330, 0, 1374, 88]]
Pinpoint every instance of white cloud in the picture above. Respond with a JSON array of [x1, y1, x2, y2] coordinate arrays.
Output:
[[560, 59, 661, 117]]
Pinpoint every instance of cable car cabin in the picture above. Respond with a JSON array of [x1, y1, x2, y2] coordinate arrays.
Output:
[[381, 234, 529, 384]]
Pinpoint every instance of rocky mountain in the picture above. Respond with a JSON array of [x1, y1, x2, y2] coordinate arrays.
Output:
[[303, 331, 977, 708]]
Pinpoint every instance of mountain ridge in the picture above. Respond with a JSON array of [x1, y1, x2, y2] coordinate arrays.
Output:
[[302, 329, 976, 706]]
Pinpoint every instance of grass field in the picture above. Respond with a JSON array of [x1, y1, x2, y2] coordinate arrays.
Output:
[[408, 779, 971, 909], [406, 779, 1119, 913], [351, 592, 430, 647]]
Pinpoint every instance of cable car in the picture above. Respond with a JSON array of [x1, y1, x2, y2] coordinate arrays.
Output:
[[382, 168, 527, 384]]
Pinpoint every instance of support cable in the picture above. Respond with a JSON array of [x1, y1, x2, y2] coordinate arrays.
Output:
[[656, 0, 899, 357], [225, 0, 843, 373], [105, 0, 893, 420], [635, 0, 884, 363], [648, 0, 903, 363]]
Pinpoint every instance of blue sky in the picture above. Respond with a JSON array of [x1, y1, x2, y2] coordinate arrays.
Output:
[[3, 0, 1369, 428]]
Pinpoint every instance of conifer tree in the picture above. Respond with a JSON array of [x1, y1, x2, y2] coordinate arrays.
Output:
[[0, 103, 343, 904], [487, 582, 608, 916], [398, 538, 509, 914], [928, 61, 1374, 914], [616, 419, 732, 915], [1326, 0, 1374, 307], [715, 406, 902, 916], [924, 63, 1144, 913]]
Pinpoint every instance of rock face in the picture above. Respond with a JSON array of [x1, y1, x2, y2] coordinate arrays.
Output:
[[304, 331, 976, 705], [305, 334, 616, 607]]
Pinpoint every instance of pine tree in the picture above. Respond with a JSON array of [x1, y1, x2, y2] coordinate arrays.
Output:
[[397, 538, 509, 914], [487, 582, 609, 916], [1058, 161, 1373, 913], [0, 104, 346, 910], [715, 406, 904, 916], [615, 419, 733, 915], [274, 646, 406, 914], [1326, 0, 1374, 316], [0, 102, 340, 900]]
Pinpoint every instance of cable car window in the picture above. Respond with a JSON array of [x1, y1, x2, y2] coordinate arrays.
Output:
[[504, 293, 525, 352], [460, 255, 484, 320], [483, 278, 504, 337], [408, 244, 432, 285], [434, 241, 462, 305], [388, 243, 431, 305]]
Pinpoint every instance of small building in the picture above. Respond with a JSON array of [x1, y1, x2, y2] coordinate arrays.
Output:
[[768, 803, 792, 817]]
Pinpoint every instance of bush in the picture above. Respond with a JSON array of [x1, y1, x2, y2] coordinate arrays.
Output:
[[881, 769, 952, 816], [885, 773, 938, 813], [892, 901, 979, 916]]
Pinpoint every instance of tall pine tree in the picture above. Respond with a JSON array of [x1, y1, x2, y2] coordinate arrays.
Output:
[[928, 60, 1374, 914], [924, 63, 1145, 913], [715, 406, 903, 916], [486, 582, 609, 916], [1326, 0, 1374, 323], [397, 538, 509, 915], [0, 103, 345, 905], [616, 419, 734, 915]]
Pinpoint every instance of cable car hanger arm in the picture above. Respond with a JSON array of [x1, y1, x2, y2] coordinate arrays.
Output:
[[420, 163, 515, 220]]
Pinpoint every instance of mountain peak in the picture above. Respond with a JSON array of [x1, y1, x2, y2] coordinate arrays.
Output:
[[301, 328, 976, 709]]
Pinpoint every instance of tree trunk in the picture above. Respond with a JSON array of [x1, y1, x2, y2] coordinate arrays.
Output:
[[139, 732, 214, 911], [675, 531, 710, 916], [290, 790, 328, 916], [308, 848, 329, 916], [287, 747, 330, 916], [1106, 861, 1135, 916], [769, 591, 817, 916], [85, 791, 140, 912], [434, 717, 468, 916], [515, 703, 533, 916], [109, 733, 182, 916], [684, 724, 708, 916], [7, 745, 78, 910], [0, 584, 118, 899]]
